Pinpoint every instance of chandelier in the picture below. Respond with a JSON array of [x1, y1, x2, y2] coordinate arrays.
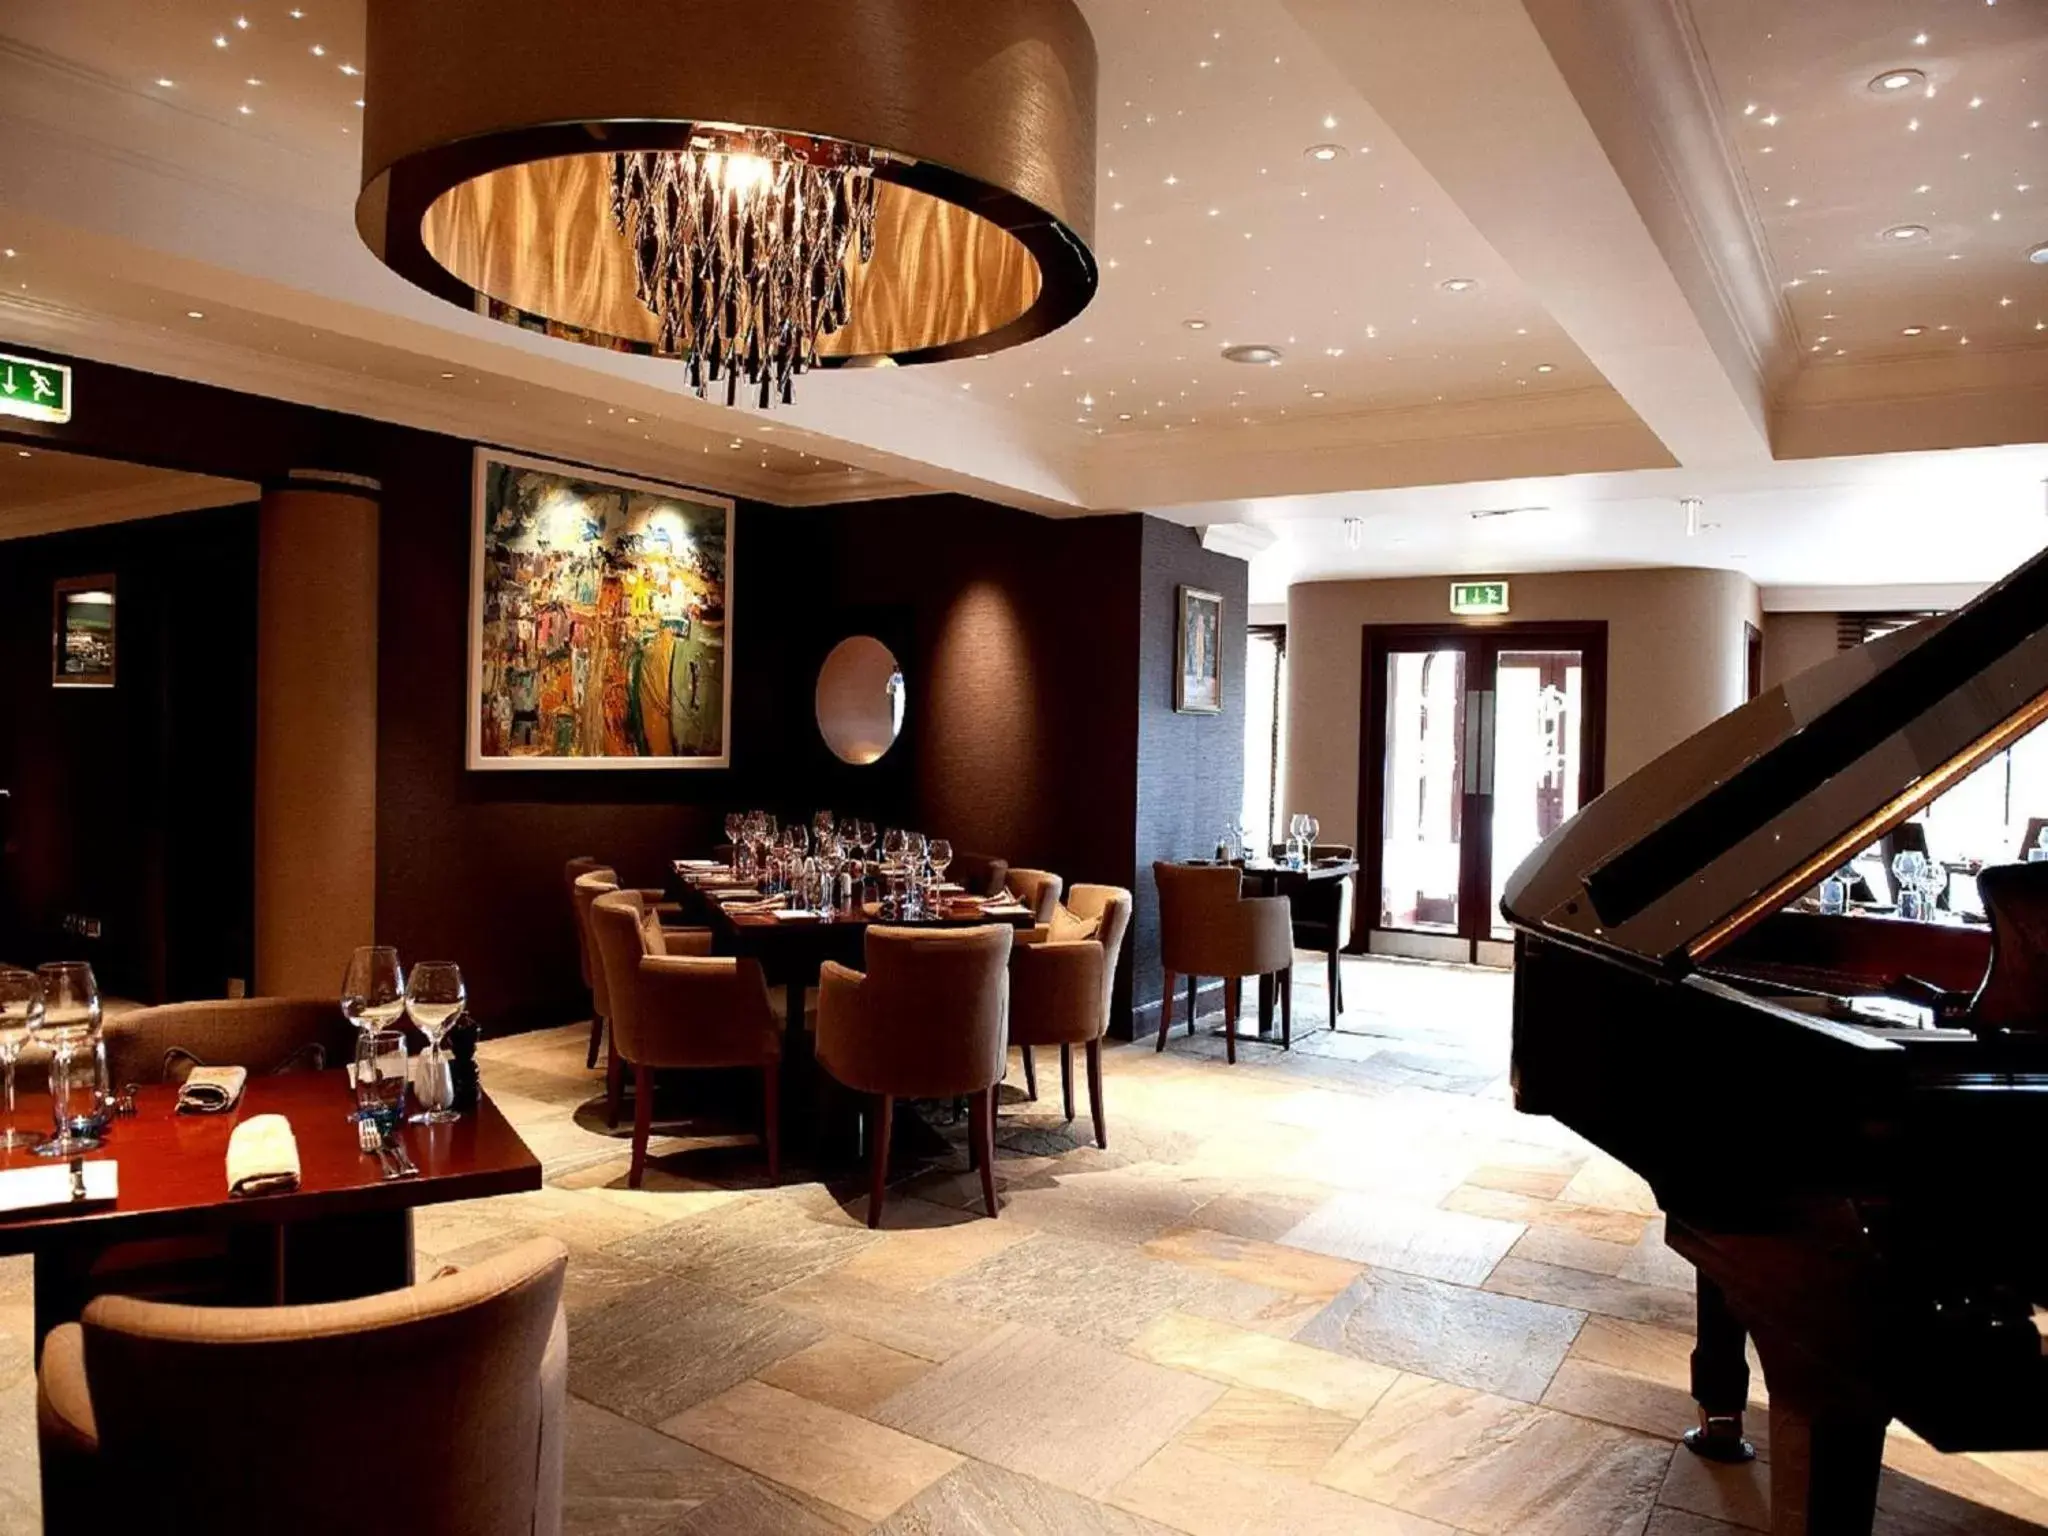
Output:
[[355, 0, 1099, 410], [609, 132, 880, 408]]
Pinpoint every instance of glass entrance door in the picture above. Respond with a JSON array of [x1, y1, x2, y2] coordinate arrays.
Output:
[[1366, 625, 1605, 960]]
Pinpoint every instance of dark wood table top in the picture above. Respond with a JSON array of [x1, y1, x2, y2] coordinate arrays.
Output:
[[0, 1070, 541, 1255], [712, 901, 1037, 934], [1237, 858, 1359, 886]]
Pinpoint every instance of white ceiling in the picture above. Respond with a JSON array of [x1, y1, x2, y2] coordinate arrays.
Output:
[[0, 441, 250, 540], [0, 0, 2041, 588]]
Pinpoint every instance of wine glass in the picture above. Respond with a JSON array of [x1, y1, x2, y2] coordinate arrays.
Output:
[[1303, 815, 1321, 857], [405, 961, 467, 1124], [786, 824, 811, 858], [1892, 851, 1926, 921], [882, 828, 907, 867], [724, 811, 746, 871], [33, 962, 102, 1157], [814, 809, 835, 843], [342, 946, 407, 1037], [0, 970, 42, 1152], [930, 839, 954, 889]]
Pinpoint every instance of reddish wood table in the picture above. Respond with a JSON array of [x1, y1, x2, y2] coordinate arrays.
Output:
[[0, 1070, 542, 1342]]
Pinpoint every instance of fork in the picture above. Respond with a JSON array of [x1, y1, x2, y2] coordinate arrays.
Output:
[[357, 1113, 396, 1177]]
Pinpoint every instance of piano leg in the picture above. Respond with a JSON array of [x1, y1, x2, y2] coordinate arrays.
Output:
[[1766, 1399, 1885, 1536], [1684, 1275, 1757, 1463]]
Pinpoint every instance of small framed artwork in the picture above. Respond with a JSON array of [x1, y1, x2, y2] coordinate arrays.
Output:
[[1175, 585, 1223, 714], [52, 575, 116, 689]]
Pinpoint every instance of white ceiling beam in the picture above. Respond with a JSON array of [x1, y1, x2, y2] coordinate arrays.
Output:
[[1283, 0, 1776, 470]]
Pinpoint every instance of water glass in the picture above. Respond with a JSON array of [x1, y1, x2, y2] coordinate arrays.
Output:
[[355, 1029, 409, 1136], [1818, 875, 1848, 916], [405, 961, 466, 1125], [0, 970, 41, 1152], [342, 946, 407, 1036], [33, 962, 102, 1157]]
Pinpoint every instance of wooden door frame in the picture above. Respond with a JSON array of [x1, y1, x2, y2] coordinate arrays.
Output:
[[1356, 621, 1609, 955]]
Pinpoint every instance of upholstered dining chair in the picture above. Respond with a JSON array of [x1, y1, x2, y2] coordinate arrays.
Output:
[[38, 1236, 569, 1534], [564, 855, 609, 1067], [818, 924, 1013, 1227], [1007, 884, 1133, 1148], [1153, 861, 1294, 1062], [103, 997, 357, 1086], [589, 890, 781, 1188], [575, 871, 715, 1126], [1007, 867, 1065, 924], [1271, 842, 1358, 1024], [948, 852, 1011, 899]]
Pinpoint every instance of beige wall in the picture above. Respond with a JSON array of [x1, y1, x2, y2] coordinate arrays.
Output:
[[1761, 611, 1839, 690], [254, 486, 380, 996], [1284, 567, 1760, 846]]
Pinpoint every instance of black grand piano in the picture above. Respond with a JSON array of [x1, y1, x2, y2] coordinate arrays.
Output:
[[1505, 547, 2048, 1534]]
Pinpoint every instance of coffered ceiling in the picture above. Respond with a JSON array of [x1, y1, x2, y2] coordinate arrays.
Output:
[[0, 0, 2041, 586]]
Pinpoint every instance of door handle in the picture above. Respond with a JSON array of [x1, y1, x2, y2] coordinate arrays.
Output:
[[1462, 692, 1481, 794], [1477, 691, 1497, 796]]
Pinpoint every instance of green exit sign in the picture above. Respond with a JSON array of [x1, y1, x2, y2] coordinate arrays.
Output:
[[1450, 580, 1509, 616], [0, 350, 72, 425]]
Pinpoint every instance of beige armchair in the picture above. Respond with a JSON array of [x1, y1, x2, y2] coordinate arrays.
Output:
[[38, 1236, 569, 1534], [1009, 885, 1133, 1148], [564, 855, 609, 1067], [575, 870, 713, 1125], [104, 997, 357, 1086], [589, 890, 780, 1188], [818, 925, 1013, 1227], [1007, 867, 1065, 924], [1154, 862, 1294, 1062]]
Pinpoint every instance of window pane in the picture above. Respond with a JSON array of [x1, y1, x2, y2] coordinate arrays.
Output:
[[1380, 648, 1465, 931], [1242, 631, 1282, 849]]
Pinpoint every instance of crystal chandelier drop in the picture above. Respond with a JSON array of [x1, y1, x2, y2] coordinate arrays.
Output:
[[610, 132, 880, 408]]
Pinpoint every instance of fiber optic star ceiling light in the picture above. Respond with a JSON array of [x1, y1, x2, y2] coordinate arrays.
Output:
[[355, 0, 1098, 407]]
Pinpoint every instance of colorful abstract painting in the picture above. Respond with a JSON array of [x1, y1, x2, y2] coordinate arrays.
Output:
[[469, 450, 732, 769]]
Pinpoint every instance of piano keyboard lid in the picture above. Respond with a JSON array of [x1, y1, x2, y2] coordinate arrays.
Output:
[[1501, 542, 2048, 974]]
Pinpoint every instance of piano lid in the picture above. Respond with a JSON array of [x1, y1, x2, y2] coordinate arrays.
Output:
[[1502, 543, 2048, 973]]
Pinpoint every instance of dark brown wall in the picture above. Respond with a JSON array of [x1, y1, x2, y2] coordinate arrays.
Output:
[[1127, 520, 1249, 1032], [2, 344, 1248, 1040], [0, 504, 259, 1001], [375, 458, 1151, 1033]]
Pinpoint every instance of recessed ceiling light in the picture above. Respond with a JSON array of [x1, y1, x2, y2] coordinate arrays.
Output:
[[156, 77, 175, 87], [2028, 241, 2048, 265], [1308, 389, 1327, 398], [2, 249, 14, 258], [1182, 318, 1208, 330], [310, 43, 326, 56], [16, 450, 30, 458], [1534, 363, 1555, 373], [438, 371, 455, 379], [214, 34, 228, 47], [1221, 343, 1283, 365], [185, 310, 205, 319], [235, 15, 249, 27], [1881, 223, 1930, 241], [1901, 325, 1927, 335], [1438, 277, 1478, 293], [340, 63, 360, 76], [1869, 68, 1925, 93], [1303, 143, 1345, 162]]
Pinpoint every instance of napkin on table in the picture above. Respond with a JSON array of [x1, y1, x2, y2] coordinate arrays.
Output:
[[226, 1113, 301, 1197], [176, 1065, 248, 1114]]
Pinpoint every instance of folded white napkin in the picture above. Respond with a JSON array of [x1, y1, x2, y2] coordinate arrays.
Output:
[[177, 1065, 248, 1114], [226, 1113, 301, 1197]]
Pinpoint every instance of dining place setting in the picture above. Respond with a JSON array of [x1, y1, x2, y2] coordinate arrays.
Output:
[[0, 948, 542, 1338]]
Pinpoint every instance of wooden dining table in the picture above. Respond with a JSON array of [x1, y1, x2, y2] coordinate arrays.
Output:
[[1236, 857, 1360, 1036], [0, 1070, 542, 1344], [676, 864, 1039, 1151]]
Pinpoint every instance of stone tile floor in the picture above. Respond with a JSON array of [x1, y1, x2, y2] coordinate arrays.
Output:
[[3, 955, 2045, 1533]]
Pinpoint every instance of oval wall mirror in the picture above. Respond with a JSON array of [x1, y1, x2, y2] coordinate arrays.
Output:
[[815, 636, 907, 765]]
